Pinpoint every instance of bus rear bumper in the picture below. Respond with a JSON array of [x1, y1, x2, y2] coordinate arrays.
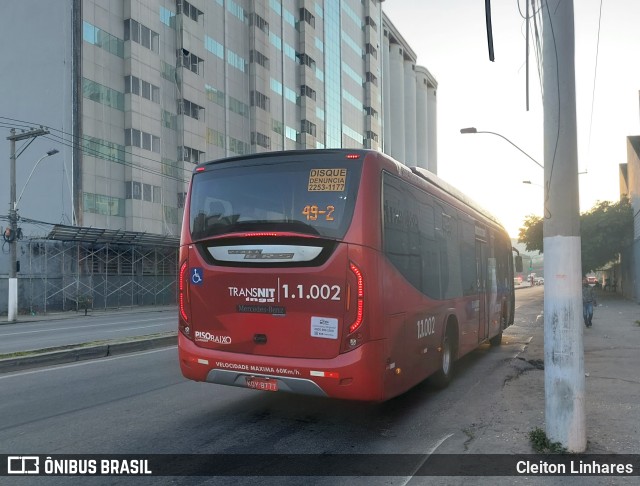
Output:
[[178, 333, 386, 401]]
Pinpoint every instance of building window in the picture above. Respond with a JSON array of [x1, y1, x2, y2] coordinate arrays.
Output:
[[161, 61, 176, 81], [83, 192, 125, 216], [205, 84, 225, 106], [178, 99, 204, 120], [297, 53, 316, 70], [226, 0, 245, 22], [365, 106, 379, 119], [365, 16, 378, 31], [365, 130, 379, 143], [285, 126, 298, 142], [83, 78, 124, 111], [126, 181, 161, 202], [125, 129, 160, 153], [178, 49, 204, 75], [301, 119, 316, 137], [177, 0, 203, 22], [365, 43, 378, 59], [228, 97, 249, 118], [83, 21, 124, 58], [162, 110, 178, 130], [228, 137, 249, 155], [178, 145, 205, 163], [83, 136, 125, 163], [125, 76, 159, 103], [300, 85, 316, 101], [205, 36, 224, 59], [160, 7, 176, 28], [251, 132, 271, 149], [365, 72, 378, 87], [249, 50, 269, 69], [227, 49, 246, 72], [249, 13, 269, 33], [250, 91, 270, 111], [124, 19, 159, 53], [177, 192, 187, 209], [272, 119, 283, 135], [207, 128, 225, 148], [299, 8, 315, 28]]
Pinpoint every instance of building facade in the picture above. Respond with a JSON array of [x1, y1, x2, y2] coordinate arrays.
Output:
[[2, 0, 437, 239]]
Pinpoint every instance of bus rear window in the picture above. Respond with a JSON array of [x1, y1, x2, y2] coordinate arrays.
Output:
[[189, 158, 362, 240]]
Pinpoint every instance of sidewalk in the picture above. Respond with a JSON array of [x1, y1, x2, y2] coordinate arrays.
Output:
[[497, 290, 640, 455], [1, 304, 177, 325]]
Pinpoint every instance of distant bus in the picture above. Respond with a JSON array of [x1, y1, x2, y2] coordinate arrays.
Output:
[[178, 149, 515, 401]]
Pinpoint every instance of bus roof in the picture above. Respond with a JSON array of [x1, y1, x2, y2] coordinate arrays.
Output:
[[411, 166, 504, 229], [194, 149, 370, 171]]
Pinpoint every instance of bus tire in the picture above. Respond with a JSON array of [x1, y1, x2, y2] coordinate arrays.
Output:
[[431, 330, 454, 388], [489, 331, 503, 346]]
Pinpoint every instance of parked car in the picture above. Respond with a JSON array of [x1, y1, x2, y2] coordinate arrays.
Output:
[[534, 277, 544, 286]]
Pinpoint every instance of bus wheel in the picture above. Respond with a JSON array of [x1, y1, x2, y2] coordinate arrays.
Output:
[[431, 331, 454, 388], [489, 331, 503, 346]]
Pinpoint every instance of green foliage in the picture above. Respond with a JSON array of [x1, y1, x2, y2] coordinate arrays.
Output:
[[518, 215, 543, 253], [518, 197, 633, 275], [529, 427, 567, 454]]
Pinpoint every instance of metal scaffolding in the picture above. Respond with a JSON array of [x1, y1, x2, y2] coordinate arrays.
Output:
[[14, 225, 179, 314]]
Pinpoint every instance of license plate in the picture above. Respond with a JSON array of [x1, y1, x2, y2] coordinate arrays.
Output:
[[246, 376, 278, 392]]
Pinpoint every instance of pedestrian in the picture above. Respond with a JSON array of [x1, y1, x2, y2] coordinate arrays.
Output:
[[582, 278, 597, 328]]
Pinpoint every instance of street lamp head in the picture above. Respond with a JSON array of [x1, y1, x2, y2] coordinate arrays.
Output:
[[460, 127, 478, 134], [523, 180, 532, 184], [46, 149, 59, 156]]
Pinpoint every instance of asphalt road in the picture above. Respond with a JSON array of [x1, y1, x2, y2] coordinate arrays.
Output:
[[0, 310, 177, 354], [1, 288, 544, 485]]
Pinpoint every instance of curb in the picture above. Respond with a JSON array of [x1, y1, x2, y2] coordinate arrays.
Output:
[[0, 333, 177, 374]]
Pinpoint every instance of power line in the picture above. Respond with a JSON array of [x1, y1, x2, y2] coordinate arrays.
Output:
[[586, 0, 604, 174], [1, 115, 192, 184]]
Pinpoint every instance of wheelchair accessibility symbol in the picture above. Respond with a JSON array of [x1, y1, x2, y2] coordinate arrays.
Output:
[[191, 267, 203, 285]]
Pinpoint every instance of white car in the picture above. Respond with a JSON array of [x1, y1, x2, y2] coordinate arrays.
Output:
[[534, 277, 544, 286]]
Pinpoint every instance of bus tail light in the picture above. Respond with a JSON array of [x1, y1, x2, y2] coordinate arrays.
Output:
[[349, 262, 364, 334], [179, 260, 192, 339]]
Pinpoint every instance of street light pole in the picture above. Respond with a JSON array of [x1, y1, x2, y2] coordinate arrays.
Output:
[[460, 127, 543, 169], [16, 149, 59, 207], [6, 127, 51, 322]]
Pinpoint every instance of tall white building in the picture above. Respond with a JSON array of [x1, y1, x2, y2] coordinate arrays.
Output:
[[2, 0, 438, 238]]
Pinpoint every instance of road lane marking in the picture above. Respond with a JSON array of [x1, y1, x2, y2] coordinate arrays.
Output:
[[398, 433, 454, 486]]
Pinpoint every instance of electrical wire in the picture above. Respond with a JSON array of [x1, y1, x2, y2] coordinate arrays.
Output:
[[0, 115, 191, 184], [542, 0, 561, 220], [586, 0, 604, 175]]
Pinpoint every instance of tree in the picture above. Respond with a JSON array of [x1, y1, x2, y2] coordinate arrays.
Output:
[[518, 197, 633, 275]]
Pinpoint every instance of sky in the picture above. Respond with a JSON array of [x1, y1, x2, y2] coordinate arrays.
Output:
[[382, 0, 640, 237]]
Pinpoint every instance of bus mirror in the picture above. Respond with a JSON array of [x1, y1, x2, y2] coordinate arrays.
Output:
[[515, 256, 523, 273]]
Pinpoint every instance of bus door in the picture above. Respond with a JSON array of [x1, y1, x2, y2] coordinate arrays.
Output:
[[475, 232, 488, 342]]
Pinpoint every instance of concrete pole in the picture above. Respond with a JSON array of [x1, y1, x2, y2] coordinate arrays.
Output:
[[6, 127, 49, 322], [542, 0, 586, 452], [8, 129, 17, 322]]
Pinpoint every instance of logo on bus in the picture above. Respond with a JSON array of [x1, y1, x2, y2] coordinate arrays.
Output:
[[195, 331, 232, 344], [417, 316, 436, 339], [228, 287, 276, 303]]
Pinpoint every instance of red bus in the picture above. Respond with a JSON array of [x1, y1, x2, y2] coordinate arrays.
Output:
[[178, 149, 515, 401]]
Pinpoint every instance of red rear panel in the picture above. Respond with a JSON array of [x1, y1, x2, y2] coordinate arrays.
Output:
[[187, 238, 350, 359]]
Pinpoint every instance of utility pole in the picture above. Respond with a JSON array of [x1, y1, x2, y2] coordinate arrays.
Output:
[[542, 1, 586, 452], [6, 127, 49, 322]]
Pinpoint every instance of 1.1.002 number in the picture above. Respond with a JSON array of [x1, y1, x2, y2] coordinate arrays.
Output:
[[281, 284, 341, 301]]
